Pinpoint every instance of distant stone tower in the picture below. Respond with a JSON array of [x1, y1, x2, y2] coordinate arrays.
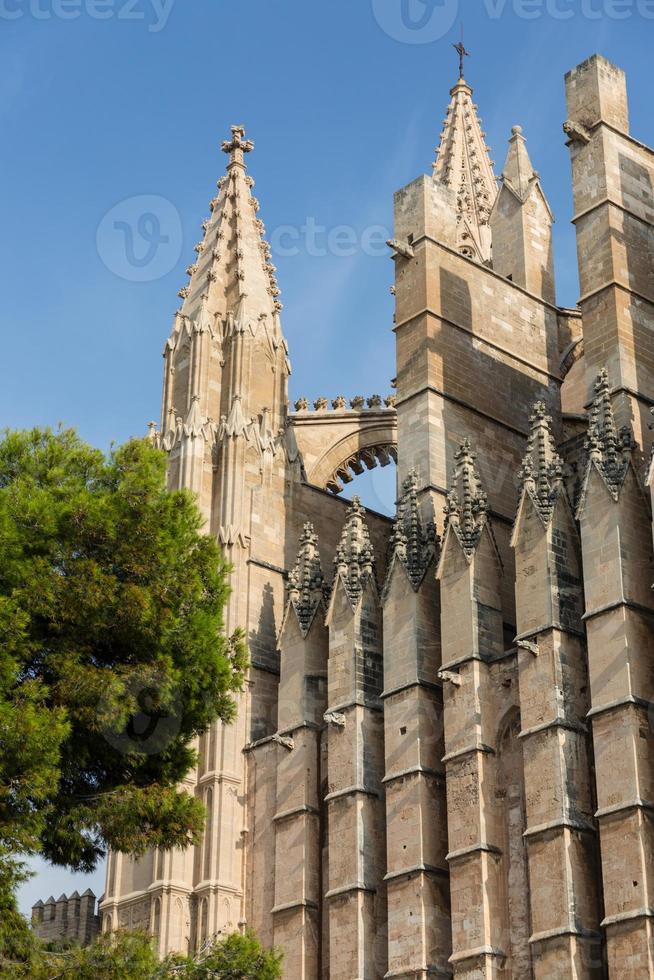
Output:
[[32, 890, 99, 947], [96, 54, 654, 979]]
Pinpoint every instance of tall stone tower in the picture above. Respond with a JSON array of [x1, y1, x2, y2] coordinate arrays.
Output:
[[98, 54, 654, 979]]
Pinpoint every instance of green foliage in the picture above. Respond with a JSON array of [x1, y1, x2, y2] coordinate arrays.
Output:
[[0, 852, 38, 974], [23, 930, 282, 980], [28, 931, 162, 979], [0, 428, 247, 964], [182, 930, 283, 979]]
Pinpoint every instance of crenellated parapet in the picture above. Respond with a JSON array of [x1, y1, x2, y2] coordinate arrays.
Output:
[[32, 890, 100, 947], [293, 394, 396, 412], [288, 396, 397, 494]]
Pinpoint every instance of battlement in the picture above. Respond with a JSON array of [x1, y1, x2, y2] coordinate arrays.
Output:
[[291, 394, 396, 413], [31, 889, 100, 947]]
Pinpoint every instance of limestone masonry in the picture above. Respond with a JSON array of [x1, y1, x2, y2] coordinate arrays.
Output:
[[81, 54, 654, 977]]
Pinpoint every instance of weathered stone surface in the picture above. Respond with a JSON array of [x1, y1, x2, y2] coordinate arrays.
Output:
[[84, 55, 654, 979]]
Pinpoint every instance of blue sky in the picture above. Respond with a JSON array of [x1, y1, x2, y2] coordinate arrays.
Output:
[[4, 0, 652, 914]]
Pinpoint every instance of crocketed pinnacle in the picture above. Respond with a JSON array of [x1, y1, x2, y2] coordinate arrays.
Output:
[[388, 471, 437, 589], [287, 523, 326, 635], [584, 369, 635, 497], [176, 124, 283, 326], [334, 497, 375, 604], [500, 125, 541, 203], [433, 77, 498, 263], [518, 402, 564, 524], [444, 439, 489, 558]]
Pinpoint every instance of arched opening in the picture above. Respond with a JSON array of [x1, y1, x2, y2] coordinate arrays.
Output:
[[339, 460, 397, 517]]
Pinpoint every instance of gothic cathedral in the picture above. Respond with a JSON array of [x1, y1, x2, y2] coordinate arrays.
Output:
[[100, 55, 654, 979]]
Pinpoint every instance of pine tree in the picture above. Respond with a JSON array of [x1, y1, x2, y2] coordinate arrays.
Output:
[[0, 428, 247, 966]]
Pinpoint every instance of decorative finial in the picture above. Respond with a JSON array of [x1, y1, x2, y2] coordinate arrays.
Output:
[[518, 402, 563, 524], [583, 369, 635, 498], [288, 523, 326, 635], [453, 30, 470, 81], [333, 497, 376, 604], [221, 125, 254, 168], [444, 439, 489, 558], [388, 471, 437, 590]]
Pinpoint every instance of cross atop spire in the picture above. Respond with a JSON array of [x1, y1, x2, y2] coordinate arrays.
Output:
[[433, 67, 497, 262], [172, 122, 283, 331], [221, 124, 254, 169], [453, 39, 470, 80]]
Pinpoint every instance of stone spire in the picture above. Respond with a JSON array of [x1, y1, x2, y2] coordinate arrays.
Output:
[[490, 124, 555, 302], [333, 497, 376, 604], [388, 471, 437, 589], [518, 402, 564, 525], [433, 74, 498, 262], [499, 125, 544, 203], [444, 439, 489, 558], [176, 124, 283, 330], [288, 523, 326, 635], [582, 369, 635, 499]]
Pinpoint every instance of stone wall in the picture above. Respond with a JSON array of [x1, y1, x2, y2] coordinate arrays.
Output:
[[32, 889, 100, 947]]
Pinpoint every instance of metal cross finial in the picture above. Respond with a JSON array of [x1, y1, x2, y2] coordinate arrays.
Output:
[[221, 124, 254, 166], [453, 37, 470, 80]]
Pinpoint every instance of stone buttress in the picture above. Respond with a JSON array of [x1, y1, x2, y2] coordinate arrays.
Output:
[[577, 371, 654, 977], [512, 403, 603, 978], [324, 500, 387, 980], [272, 524, 329, 979], [436, 442, 522, 979], [381, 472, 450, 977]]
